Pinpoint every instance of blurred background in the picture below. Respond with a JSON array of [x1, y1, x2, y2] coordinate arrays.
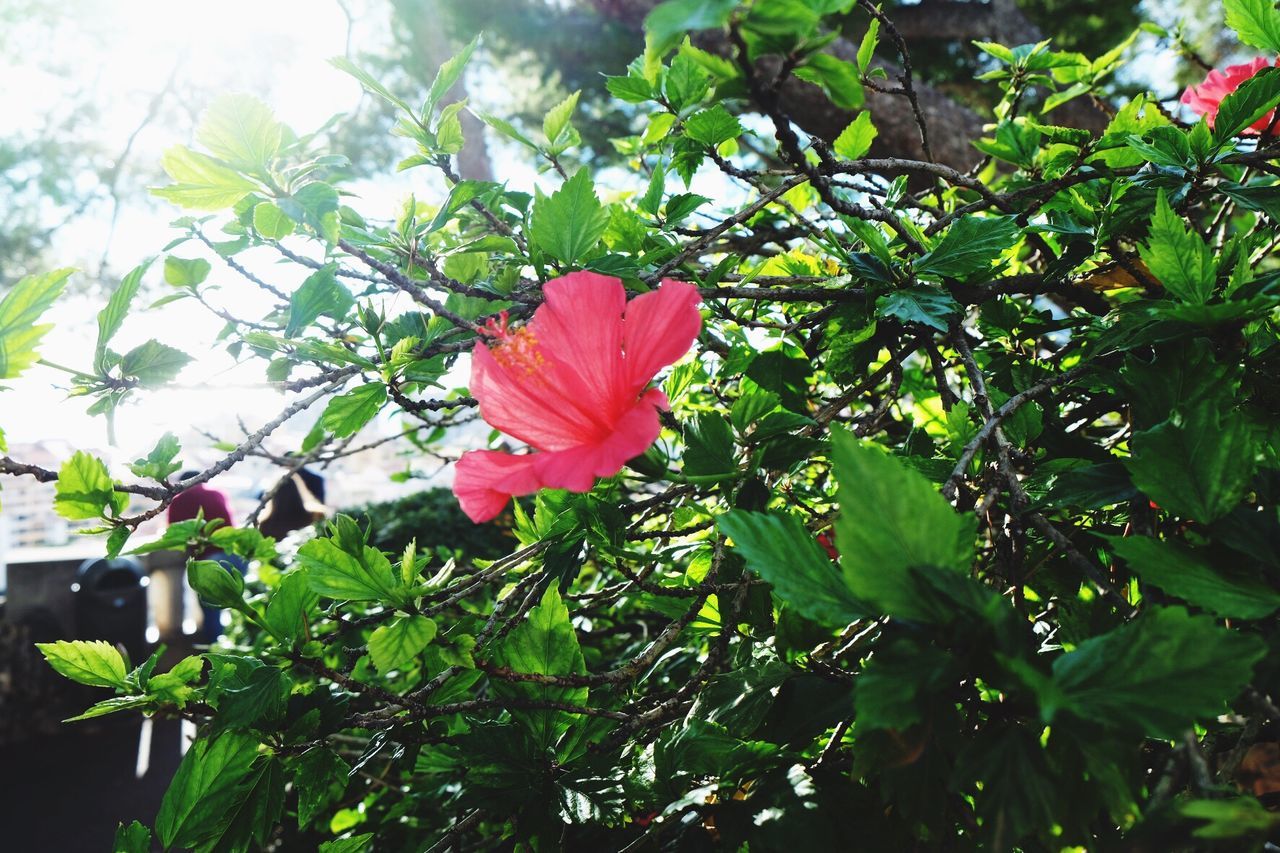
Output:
[[0, 0, 1240, 848]]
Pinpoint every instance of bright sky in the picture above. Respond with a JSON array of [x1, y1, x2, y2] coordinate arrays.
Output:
[[1, 1, 441, 462]]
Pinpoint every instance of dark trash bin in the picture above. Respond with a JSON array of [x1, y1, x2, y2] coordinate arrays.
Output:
[[74, 557, 148, 666]]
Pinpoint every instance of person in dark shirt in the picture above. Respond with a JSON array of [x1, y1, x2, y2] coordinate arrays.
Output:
[[258, 467, 328, 540], [167, 472, 244, 642]]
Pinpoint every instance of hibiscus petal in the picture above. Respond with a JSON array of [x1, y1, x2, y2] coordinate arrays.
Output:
[[452, 449, 543, 522], [534, 271, 629, 419], [621, 279, 702, 391], [470, 343, 606, 451], [531, 389, 665, 492]]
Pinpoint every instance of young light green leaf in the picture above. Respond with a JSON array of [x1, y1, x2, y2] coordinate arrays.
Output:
[[856, 18, 880, 73], [129, 432, 183, 482], [37, 639, 130, 688], [719, 510, 865, 626], [253, 201, 294, 239], [95, 261, 150, 373], [119, 339, 192, 386], [196, 94, 283, 172], [425, 34, 480, 117], [54, 451, 127, 520], [833, 111, 878, 160], [1109, 535, 1280, 619], [152, 145, 258, 210], [1137, 191, 1216, 303], [544, 90, 581, 147], [0, 267, 74, 379], [529, 169, 609, 265], [368, 615, 437, 673], [321, 383, 387, 437], [331, 56, 414, 114]]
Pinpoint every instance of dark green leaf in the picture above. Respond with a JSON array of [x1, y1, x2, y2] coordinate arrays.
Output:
[[719, 510, 864, 626], [493, 585, 588, 750], [1047, 606, 1266, 738], [1109, 536, 1280, 619], [915, 216, 1019, 279], [155, 732, 261, 849], [875, 287, 961, 331]]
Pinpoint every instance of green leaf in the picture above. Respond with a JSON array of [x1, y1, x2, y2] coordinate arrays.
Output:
[[544, 90, 581, 147], [263, 570, 319, 645], [188, 559, 248, 611], [152, 145, 258, 210], [493, 585, 588, 750], [298, 537, 403, 603], [287, 265, 353, 337], [37, 640, 129, 688], [54, 451, 126, 520], [155, 732, 262, 849], [66, 695, 153, 722], [1109, 536, 1280, 619], [119, 339, 192, 386], [684, 104, 743, 146], [96, 261, 150, 373], [855, 638, 953, 730], [295, 748, 349, 828], [529, 169, 610, 265], [321, 383, 387, 437], [856, 19, 880, 74], [0, 267, 73, 379], [683, 412, 738, 481], [1213, 65, 1280, 141], [1047, 607, 1266, 738], [1225, 0, 1280, 54], [196, 94, 283, 171], [645, 0, 738, 54], [281, 181, 341, 243], [915, 216, 1019, 279], [875, 286, 961, 331], [719, 510, 864, 626], [320, 834, 374, 853], [129, 432, 183, 481], [368, 615, 437, 673], [331, 57, 414, 114], [112, 820, 151, 853], [830, 428, 976, 620], [833, 111, 878, 160], [425, 35, 480, 116], [1137, 191, 1216, 303], [1126, 405, 1256, 523], [253, 201, 294, 239], [792, 54, 864, 110]]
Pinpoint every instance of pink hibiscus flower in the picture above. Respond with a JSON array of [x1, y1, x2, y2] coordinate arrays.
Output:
[[452, 272, 702, 523], [1181, 57, 1280, 134]]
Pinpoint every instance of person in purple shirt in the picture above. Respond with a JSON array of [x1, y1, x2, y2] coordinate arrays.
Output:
[[167, 472, 244, 642]]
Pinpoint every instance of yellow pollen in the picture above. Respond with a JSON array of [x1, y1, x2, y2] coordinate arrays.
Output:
[[492, 326, 544, 375]]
